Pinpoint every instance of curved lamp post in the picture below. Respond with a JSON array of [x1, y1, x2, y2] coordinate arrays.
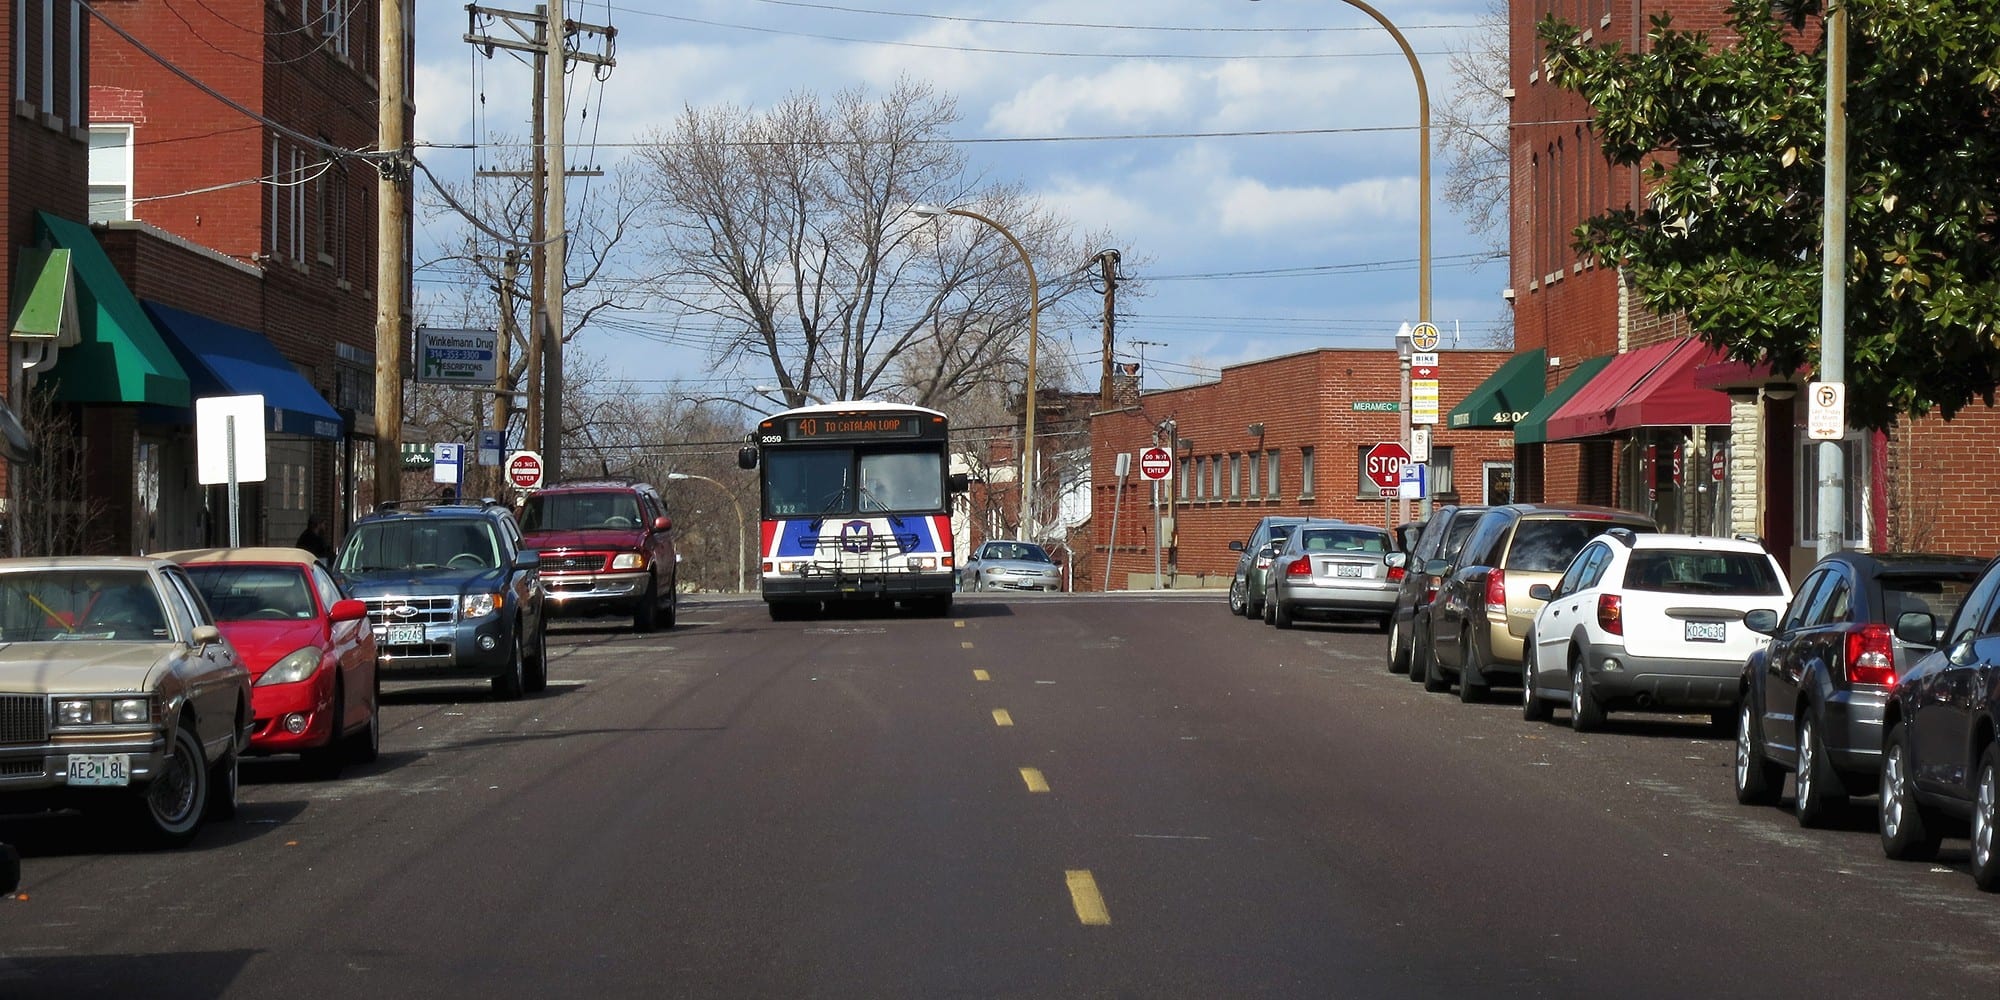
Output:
[[911, 203, 1040, 539], [667, 472, 746, 594]]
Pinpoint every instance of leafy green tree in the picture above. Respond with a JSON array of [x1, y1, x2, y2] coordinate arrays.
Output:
[[1541, 0, 2000, 429]]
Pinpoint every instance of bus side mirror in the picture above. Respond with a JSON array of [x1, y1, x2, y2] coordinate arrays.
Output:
[[737, 446, 758, 470], [949, 473, 969, 494]]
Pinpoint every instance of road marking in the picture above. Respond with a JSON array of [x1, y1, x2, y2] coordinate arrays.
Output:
[[961, 641, 975, 649], [973, 669, 990, 682], [1020, 767, 1049, 793], [955, 620, 965, 628], [992, 709, 1014, 727], [1065, 870, 1111, 926]]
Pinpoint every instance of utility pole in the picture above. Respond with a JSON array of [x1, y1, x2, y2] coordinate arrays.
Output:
[[374, 0, 410, 506], [493, 249, 519, 496], [1095, 249, 1120, 410]]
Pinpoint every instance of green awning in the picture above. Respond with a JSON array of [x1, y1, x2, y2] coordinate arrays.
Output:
[[33, 212, 189, 407], [1512, 354, 1614, 445], [9, 248, 80, 346], [1447, 348, 1547, 429]]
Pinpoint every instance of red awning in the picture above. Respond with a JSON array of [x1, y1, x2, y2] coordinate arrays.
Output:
[[1543, 338, 1732, 441]]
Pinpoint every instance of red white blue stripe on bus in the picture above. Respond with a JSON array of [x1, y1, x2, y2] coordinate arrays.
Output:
[[760, 515, 953, 560]]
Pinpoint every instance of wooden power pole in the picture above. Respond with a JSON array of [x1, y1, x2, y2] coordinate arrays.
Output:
[[1095, 249, 1120, 410], [374, 0, 410, 506]]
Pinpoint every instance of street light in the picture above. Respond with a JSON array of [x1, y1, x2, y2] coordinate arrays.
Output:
[[667, 472, 746, 594], [910, 203, 1040, 539]]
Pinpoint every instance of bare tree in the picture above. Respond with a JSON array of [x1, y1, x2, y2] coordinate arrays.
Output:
[[12, 389, 108, 555], [633, 78, 1108, 410], [1436, 0, 1512, 265]]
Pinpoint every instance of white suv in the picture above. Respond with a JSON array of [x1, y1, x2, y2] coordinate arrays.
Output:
[[1523, 530, 1791, 731]]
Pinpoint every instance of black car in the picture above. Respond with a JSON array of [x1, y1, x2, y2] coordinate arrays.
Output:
[[1385, 504, 1488, 680], [1228, 516, 1308, 619], [1735, 552, 1981, 827], [1878, 554, 2000, 890], [334, 499, 548, 700]]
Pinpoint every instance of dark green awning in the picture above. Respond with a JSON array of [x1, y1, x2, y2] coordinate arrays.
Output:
[[1447, 348, 1547, 429], [1512, 354, 1614, 445], [34, 212, 190, 407]]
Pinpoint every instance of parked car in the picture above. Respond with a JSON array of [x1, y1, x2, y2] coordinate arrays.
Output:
[[1385, 504, 1489, 681], [334, 499, 548, 700], [1877, 555, 2000, 889], [1524, 531, 1790, 731], [1394, 519, 1426, 556], [1229, 516, 1307, 619], [963, 540, 1062, 592], [1428, 504, 1656, 702], [520, 479, 678, 631], [166, 547, 383, 776], [1261, 522, 1400, 631], [1733, 552, 1980, 825], [0, 557, 251, 846]]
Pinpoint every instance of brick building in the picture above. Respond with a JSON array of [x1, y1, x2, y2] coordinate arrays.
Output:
[[1496, 1, 2000, 578], [1083, 348, 1516, 591]]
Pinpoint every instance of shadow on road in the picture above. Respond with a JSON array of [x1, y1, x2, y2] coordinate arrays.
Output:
[[0, 949, 260, 1000]]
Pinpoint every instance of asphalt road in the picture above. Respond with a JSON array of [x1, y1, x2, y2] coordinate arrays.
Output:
[[3, 592, 1998, 999]]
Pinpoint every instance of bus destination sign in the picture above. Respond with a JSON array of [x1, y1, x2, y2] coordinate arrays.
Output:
[[782, 415, 924, 441]]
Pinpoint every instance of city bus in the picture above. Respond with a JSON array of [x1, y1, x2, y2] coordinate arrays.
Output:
[[737, 401, 966, 619]]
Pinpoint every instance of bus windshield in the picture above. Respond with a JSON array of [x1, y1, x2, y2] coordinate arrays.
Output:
[[765, 448, 944, 516]]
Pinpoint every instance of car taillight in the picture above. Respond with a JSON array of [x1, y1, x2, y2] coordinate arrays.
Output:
[[1844, 623, 1898, 686], [1286, 556, 1312, 578], [1597, 594, 1623, 636], [1388, 565, 1407, 583], [1485, 569, 1508, 618]]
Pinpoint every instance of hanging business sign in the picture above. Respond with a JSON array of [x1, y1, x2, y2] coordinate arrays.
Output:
[[415, 327, 500, 386]]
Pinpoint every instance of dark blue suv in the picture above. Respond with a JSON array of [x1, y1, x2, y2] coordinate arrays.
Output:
[[333, 499, 548, 699]]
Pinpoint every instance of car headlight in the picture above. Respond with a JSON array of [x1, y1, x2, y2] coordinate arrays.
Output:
[[610, 552, 647, 570], [54, 697, 152, 727], [257, 646, 324, 686], [462, 593, 504, 617]]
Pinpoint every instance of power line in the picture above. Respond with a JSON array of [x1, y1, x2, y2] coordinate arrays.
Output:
[[732, 0, 1475, 35]]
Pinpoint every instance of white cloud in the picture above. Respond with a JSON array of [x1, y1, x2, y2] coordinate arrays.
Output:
[[985, 62, 1194, 134], [1213, 176, 1418, 236]]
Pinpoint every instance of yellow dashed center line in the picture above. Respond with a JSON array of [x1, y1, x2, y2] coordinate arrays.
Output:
[[972, 669, 990, 682], [961, 641, 974, 649], [954, 620, 965, 628], [1019, 767, 1050, 793], [992, 709, 1014, 727], [1065, 870, 1111, 925]]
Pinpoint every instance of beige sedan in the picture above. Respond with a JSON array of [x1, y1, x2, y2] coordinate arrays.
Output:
[[0, 557, 251, 846]]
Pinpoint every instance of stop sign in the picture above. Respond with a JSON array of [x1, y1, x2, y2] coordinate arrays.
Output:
[[506, 450, 545, 490], [1364, 442, 1410, 490], [1138, 446, 1173, 481]]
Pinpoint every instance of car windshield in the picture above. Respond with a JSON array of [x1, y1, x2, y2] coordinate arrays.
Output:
[[337, 518, 502, 572], [982, 543, 1051, 563], [522, 491, 643, 532], [183, 565, 316, 622], [0, 569, 169, 642], [1298, 528, 1387, 553], [1623, 550, 1785, 595], [1507, 519, 1644, 573]]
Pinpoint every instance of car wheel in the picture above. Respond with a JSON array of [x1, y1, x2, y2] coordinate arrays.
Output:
[[1569, 656, 1603, 732], [1794, 712, 1846, 827], [1879, 722, 1941, 862], [1262, 593, 1275, 626], [1272, 596, 1294, 629], [1408, 622, 1433, 684], [135, 722, 209, 847], [1973, 745, 2000, 891], [206, 718, 240, 822], [346, 670, 381, 765], [1228, 584, 1246, 616], [523, 624, 549, 694], [1421, 634, 1449, 693], [1733, 697, 1781, 806], [1521, 633, 1552, 722], [1457, 627, 1488, 704], [492, 634, 526, 700], [632, 577, 659, 632], [661, 579, 678, 629], [1388, 619, 1410, 675]]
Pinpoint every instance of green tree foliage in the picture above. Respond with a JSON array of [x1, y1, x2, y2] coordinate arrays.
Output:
[[1541, 0, 2000, 429]]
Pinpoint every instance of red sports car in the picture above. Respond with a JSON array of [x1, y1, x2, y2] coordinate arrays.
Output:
[[164, 547, 380, 775]]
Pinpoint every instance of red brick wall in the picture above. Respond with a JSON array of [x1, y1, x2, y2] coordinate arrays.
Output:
[[1886, 406, 2000, 558], [1080, 349, 1518, 590]]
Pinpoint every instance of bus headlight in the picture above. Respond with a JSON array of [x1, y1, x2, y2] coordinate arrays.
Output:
[[909, 557, 937, 570]]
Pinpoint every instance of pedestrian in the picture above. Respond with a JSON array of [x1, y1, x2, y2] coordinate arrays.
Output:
[[295, 516, 335, 562]]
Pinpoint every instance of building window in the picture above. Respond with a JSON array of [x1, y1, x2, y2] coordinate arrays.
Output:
[[1229, 453, 1242, 498], [1178, 458, 1190, 500], [290, 146, 308, 262], [1432, 446, 1456, 497], [1246, 451, 1261, 498], [1483, 462, 1514, 505], [1797, 433, 1869, 547], [318, 0, 353, 58], [1299, 446, 1315, 497], [1209, 455, 1222, 499], [1266, 449, 1280, 496], [88, 124, 134, 223]]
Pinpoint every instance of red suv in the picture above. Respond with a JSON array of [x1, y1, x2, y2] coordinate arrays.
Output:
[[520, 479, 679, 631]]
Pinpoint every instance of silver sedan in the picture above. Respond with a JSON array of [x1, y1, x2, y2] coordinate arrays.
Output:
[[963, 540, 1062, 592], [1263, 522, 1401, 631]]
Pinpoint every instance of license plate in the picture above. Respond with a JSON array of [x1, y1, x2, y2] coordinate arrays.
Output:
[[1684, 621, 1727, 642], [385, 623, 426, 645], [1334, 564, 1365, 579], [68, 753, 131, 787]]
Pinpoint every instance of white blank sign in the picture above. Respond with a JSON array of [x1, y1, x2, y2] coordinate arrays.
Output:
[[196, 394, 268, 485]]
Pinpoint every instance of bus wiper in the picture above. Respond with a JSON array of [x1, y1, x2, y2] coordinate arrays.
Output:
[[809, 491, 848, 531]]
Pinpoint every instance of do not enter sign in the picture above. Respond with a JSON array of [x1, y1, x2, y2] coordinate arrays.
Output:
[[1365, 442, 1410, 490], [1138, 446, 1173, 481], [507, 450, 545, 490]]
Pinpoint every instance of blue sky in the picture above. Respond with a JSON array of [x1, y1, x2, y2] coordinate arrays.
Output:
[[409, 1, 1510, 401]]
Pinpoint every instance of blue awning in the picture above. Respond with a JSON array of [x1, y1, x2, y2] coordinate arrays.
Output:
[[142, 301, 343, 440]]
